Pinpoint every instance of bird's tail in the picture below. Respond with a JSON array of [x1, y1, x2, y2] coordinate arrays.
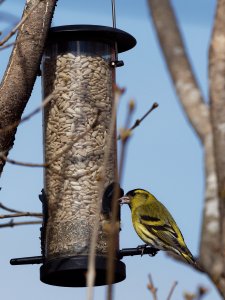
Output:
[[179, 244, 202, 267], [181, 250, 204, 271], [181, 250, 196, 266]]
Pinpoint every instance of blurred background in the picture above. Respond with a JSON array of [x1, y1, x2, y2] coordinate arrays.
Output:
[[0, 0, 220, 299]]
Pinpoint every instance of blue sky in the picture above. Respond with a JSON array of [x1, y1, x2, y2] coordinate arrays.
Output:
[[0, 0, 221, 299]]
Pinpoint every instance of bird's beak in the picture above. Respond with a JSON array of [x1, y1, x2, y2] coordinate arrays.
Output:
[[118, 196, 130, 205]]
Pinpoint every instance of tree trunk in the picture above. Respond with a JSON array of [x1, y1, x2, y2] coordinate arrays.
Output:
[[209, 0, 225, 295], [0, 0, 57, 176], [147, 0, 225, 297]]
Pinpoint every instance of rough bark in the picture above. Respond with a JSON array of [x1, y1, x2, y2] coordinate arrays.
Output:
[[147, 0, 211, 143], [0, 0, 57, 176], [200, 133, 223, 289], [147, 0, 224, 297], [209, 0, 225, 294]]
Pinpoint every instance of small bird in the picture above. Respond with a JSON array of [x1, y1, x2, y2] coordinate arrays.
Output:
[[119, 189, 196, 266]]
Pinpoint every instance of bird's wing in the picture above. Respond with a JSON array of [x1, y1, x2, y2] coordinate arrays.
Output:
[[136, 203, 185, 251]]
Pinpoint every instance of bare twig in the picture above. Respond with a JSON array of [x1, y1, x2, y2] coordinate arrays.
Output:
[[147, 275, 177, 300], [0, 111, 99, 169], [196, 285, 209, 300], [184, 285, 209, 300], [167, 281, 178, 300], [106, 99, 135, 300], [46, 111, 99, 167], [0, 212, 42, 219], [0, 202, 23, 213], [117, 102, 158, 140], [86, 87, 125, 300], [129, 102, 158, 130], [0, 40, 16, 51], [0, 34, 37, 52], [147, 274, 158, 300], [183, 292, 196, 300], [0, 219, 42, 228], [118, 100, 135, 176], [0, 92, 54, 134], [0, 202, 42, 219], [0, 153, 46, 168], [0, 92, 54, 168], [0, 0, 41, 46]]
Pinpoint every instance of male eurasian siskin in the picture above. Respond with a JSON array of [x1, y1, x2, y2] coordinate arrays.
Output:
[[119, 189, 196, 266]]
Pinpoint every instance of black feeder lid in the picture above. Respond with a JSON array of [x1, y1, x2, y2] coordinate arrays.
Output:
[[47, 25, 136, 53], [40, 255, 126, 287]]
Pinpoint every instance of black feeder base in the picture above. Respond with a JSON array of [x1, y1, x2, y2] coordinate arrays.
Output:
[[40, 255, 126, 287]]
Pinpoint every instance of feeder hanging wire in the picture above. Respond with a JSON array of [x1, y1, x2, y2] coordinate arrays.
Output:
[[111, 0, 117, 28], [111, 0, 123, 66]]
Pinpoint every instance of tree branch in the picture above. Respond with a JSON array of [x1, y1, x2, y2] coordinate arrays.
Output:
[[117, 102, 158, 140], [0, 212, 42, 219], [0, 202, 23, 213], [0, 41, 16, 51], [209, 0, 225, 295], [86, 87, 125, 300], [0, 202, 42, 218], [106, 99, 135, 300], [147, 0, 224, 296], [0, 153, 46, 168], [0, 0, 57, 176], [0, 202, 42, 219], [166, 281, 178, 300], [0, 110, 99, 169], [0, 219, 41, 228], [199, 132, 222, 283], [129, 102, 158, 131], [147, 274, 158, 300], [147, 0, 211, 142], [46, 111, 99, 168], [0, 92, 54, 134], [0, 0, 41, 46]]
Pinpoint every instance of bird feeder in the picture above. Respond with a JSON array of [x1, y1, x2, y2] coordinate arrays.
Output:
[[40, 25, 136, 287]]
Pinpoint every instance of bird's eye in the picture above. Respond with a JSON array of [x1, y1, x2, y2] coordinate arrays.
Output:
[[143, 193, 148, 200], [127, 190, 136, 197]]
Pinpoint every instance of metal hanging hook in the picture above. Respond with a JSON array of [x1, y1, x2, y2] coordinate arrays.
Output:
[[111, 0, 124, 68]]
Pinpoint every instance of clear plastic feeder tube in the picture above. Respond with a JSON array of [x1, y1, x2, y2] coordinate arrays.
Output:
[[42, 42, 118, 260]]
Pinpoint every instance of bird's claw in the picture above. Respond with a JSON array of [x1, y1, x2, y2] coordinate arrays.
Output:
[[137, 244, 159, 257], [148, 248, 159, 257], [137, 244, 148, 257]]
